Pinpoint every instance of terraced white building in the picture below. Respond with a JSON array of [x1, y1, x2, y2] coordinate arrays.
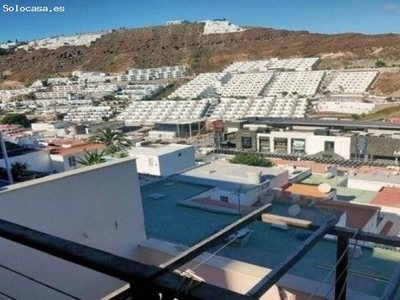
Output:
[[326, 71, 379, 94]]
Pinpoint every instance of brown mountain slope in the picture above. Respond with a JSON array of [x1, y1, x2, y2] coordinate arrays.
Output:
[[1, 24, 400, 93]]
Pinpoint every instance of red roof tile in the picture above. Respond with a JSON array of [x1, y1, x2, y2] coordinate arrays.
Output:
[[49, 143, 105, 156], [371, 187, 400, 208]]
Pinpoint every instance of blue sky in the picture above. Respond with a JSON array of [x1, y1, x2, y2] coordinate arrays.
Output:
[[1, 0, 400, 42]]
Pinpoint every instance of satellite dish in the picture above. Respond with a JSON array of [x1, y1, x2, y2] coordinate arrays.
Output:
[[318, 183, 332, 194], [323, 172, 334, 179], [288, 204, 301, 217]]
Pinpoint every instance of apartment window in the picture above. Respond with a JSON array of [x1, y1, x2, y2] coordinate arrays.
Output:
[[68, 156, 76, 167], [324, 141, 335, 152], [259, 138, 270, 152], [220, 196, 229, 202], [274, 138, 288, 153], [241, 137, 253, 149], [291, 138, 306, 154]]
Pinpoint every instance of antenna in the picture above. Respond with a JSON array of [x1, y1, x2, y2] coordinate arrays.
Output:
[[288, 204, 301, 217], [318, 183, 332, 194]]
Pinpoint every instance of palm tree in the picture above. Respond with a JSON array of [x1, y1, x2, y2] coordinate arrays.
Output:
[[77, 150, 106, 166], [88, 128, 132, 155]]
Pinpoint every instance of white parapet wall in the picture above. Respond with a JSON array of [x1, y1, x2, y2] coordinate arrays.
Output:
[[0, 158, 146, 299]]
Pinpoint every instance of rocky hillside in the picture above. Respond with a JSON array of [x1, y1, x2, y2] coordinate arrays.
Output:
[[1, 23, 400, 94]]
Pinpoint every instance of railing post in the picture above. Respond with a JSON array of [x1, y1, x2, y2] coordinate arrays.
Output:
[[335, 236, 349, 300], [130, 280, 161, 300]]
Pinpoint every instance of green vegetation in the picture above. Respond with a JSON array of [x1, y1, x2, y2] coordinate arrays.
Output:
[[190, 47, 204, 71], [102, 94, 117, 101], [41, 79, 50, 87], [88, 128, 132, 155], [1, 114, 31, 127], [77, 150, 106, 166], [230, 153, 273, 167], [375, 60, 386, 68], [347, 105, 400, 121]]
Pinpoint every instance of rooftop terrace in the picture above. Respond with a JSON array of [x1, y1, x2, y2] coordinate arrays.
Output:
[[141, 178, 400, 298]]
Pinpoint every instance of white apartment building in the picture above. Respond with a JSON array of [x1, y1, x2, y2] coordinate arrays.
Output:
[[118, 84, 164, 101], [35, 91, 69, 99], [223, 58, 320, 73], [169, 73, 230, 99], [166, 20, 189, 25], [216, 72, 273, 97], [209, 96, 308, 120], [326, 71, 379, 94], [117, 99, 210, 124], [264, 71, 325, 96], [202, 20, 245, 35], [53, 84, 82, 93], [177, 161, 289, 206], [130, 144, 195, 176], [82, 84, 118, 93], [316, 100, 376, 114], [17, 32, 108, 50], [31, 121, 70, 132], [63, 106, 112, 123], [118, 65, 187, 82]]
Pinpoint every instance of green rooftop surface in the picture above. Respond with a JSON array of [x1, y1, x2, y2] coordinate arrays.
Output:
[[141, 179, 400, 298], [335, 187, 378, 204], [300, 174, 347, 187], [300, 174, 378, 204]]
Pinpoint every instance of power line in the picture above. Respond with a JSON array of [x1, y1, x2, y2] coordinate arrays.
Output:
[[0, 262, 80, 299], [191, 232, 240, 271], [307, 230, 359, 300]]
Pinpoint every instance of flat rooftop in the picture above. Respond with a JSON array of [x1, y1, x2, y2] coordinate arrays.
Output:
[[241, 117, 400, 130], [348, 171, 400, 185], [177, 161, 287, 191], [371, 187, 400, 208], [141, 178, 400, 298], [130, 144, 193, 156], [300, 173, 378, 204], [156, 118, 206, 125], [283, 183, 332, 199]]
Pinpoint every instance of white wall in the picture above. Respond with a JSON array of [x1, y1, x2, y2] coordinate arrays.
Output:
[[50, 146, 106, 173], [0, 150, 52, 173], [206, 170, 288, 206], [131, 145, 196, 177], [134, 154, 161, 176], [0, 158, 146, 299], [316, 101, 375, 115], [306, 135, 351, 159], [347, 178, 400, 191], [158, 146, 195, 176]]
